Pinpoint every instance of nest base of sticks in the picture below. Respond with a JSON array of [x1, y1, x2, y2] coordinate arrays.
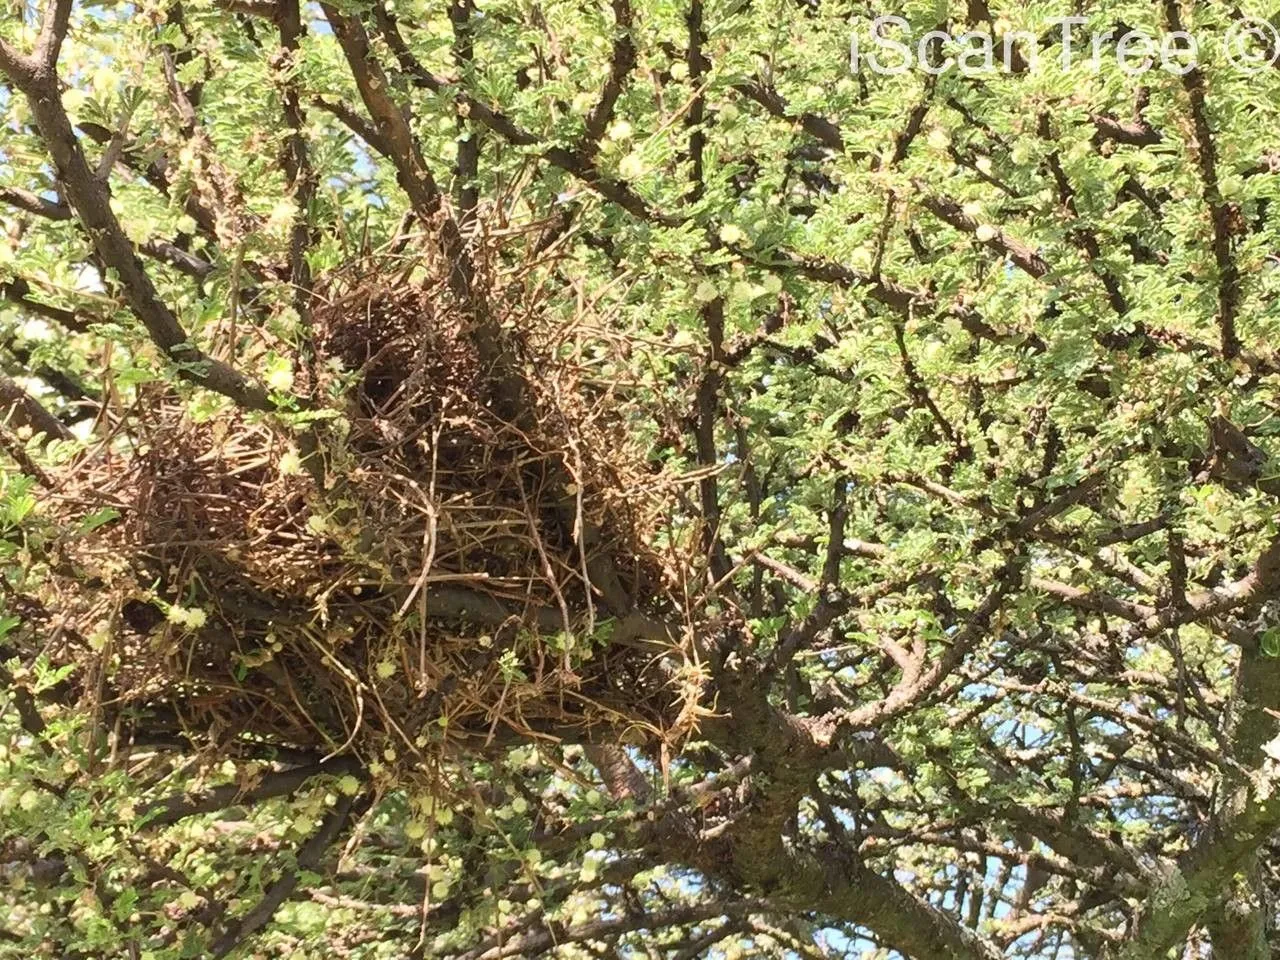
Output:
[[41, 244, 702, 771]]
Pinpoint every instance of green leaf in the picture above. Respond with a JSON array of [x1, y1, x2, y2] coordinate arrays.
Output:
[[76, 507, 120, 534], [1261, 627, 1280, 658]]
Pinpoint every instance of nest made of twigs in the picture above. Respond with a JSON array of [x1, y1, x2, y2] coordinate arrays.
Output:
[[40, 235, 704, 770]]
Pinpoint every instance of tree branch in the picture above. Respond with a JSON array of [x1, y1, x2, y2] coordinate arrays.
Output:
[[34, 0, 74, 70], [142, 756, 363, 828], [211, 790, 367, 957], [0, 371, 73, 441], [0, 65, 272, 410], [0, 185, 71, 220]]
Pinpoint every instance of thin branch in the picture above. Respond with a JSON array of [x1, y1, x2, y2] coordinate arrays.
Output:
[[448, 0, 479, 220], [312, 97, 393, 157], [579, 0, 635, 154], [372, 8, 673, 226], [836, 563, 1019, 731], [320, 4, 474, 304], [1162, 0, 1241, 358], [0, 276, 92, 333], [275, 0, 317, 319], [211, 791, 367, 957]]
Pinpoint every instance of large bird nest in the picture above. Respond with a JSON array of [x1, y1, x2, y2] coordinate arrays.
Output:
[[38, 234, 705, 771]]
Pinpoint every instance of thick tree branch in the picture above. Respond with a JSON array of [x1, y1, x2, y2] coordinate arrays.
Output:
[[142, 756, 363, 828], [0, 65, 271, 410], [210, 790, 367, 956], [34, 0, 74, 69], [0, 185, 71, 220], [0, 372, 73, 441]]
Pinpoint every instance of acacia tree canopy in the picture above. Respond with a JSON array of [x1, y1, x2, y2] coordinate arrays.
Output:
[[3, 0, 1280, 957]]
